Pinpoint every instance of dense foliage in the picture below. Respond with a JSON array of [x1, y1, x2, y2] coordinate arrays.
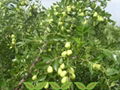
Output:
[[0, 0, 120, 90]]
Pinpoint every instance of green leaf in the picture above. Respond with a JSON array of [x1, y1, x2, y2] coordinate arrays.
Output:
[[106, 68, 118, 76], [34, 82, 47, 89], [61, 82, 72, 89], [39, 75, 46, 81], [24, 82, 34, 90], [74, 82, 86, 90], [49, 82, 60, 89], [86, 82, 97, 90], [53, 61, 59, 71]]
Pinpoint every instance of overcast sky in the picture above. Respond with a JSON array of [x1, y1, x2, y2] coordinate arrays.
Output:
[[41, 0, 120, 26]]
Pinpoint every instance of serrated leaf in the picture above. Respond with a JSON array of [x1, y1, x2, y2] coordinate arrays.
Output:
[[74, 82, 86, 90], [24, 82, 34, 90], [34, 82, 47, 89], [61, 82, 72, 89], [86, 82, 97, 90], [49, 82, 60, 89]]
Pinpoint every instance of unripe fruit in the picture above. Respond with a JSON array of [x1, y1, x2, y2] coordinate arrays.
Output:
[[11, 34, 15, 38], [40, 22, 43, 26], [33, 5, 37, 9], [61, 26, 65, 31], [44, 82, 49, 89], [12, 59, 17, 62], [60, 71, 67, 77], [97, 16, 104, 21], [47, 66, 53, 73], [69, 67, 75, 73], [12, 41, 16, 45], [58, 22, 63, 26], [32, 75, 37, 80], [72, 6, 75, 9], [58, 68, 62, 75], [70, 73, 76, 80], [48, 19, 53, 23], [93, 12, 98, 17], [65, 42, 71, 49], [54, 12, 59, 15], [66, 30, 71, 33], [62, 12, 66, 16], [47, 14, 51, 17], [20, 1, 26, 6], [78, 9, 81, 12], [92, 63, 101, 70], [48, 48, 52, 52], [61, 76, 68, 83], [79, 12, 84, 16], [10, 46, 12, 49], [66, 50, 72, 56], [12, 38, 16, 42], [0, 2, 2, 6], [83, 20, 87, 25], [67, 6, 72, 12], [60, 63, 65, 69], [61, 51, 67, 57]]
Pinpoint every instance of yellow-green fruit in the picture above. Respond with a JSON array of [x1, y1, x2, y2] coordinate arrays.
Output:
[[12, 38, 16, 45], [72, 6, 75, 9], [60, 63, 65, 69], [66, 50, 72, 56], [40, 22, 43, 26], [69, 67, 75, 73], [65, 42, 71, 49], [11, 34, 15, 38], [97, 16, 104, 21], [83, 20, 87, 25], [47, 66, 53, 73], [20, 1, 26, 5], [60, 71, 67, 77], [92, 63, 101, 70], [62, 12, 66, 16], [58, 22, 63, 26], [54, 12, 59, 15], [78, 9, 81, 12], [70, 73, 76, 80], [48, 48, 52, 52], [61, 26, 65, 30], [32, 75, 37, 80], [47, 14, 51, 17], [61, 76, 68, 83], [44, 82, 49, 89], [93, 12, 98, 17], [33, 5, 37, 9], [12, 38, 16, 42], [12, 42, 15, 45], [48, 19, 53, 23], [58, 68, 62, 75], [61, 51, 67, 57], [79, 12, 84, 16], [0, 2, 2, 6], [67, 6, 72, 12]]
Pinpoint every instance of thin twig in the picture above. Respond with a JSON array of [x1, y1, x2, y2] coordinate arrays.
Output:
[[14, 57, 41, 90]]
